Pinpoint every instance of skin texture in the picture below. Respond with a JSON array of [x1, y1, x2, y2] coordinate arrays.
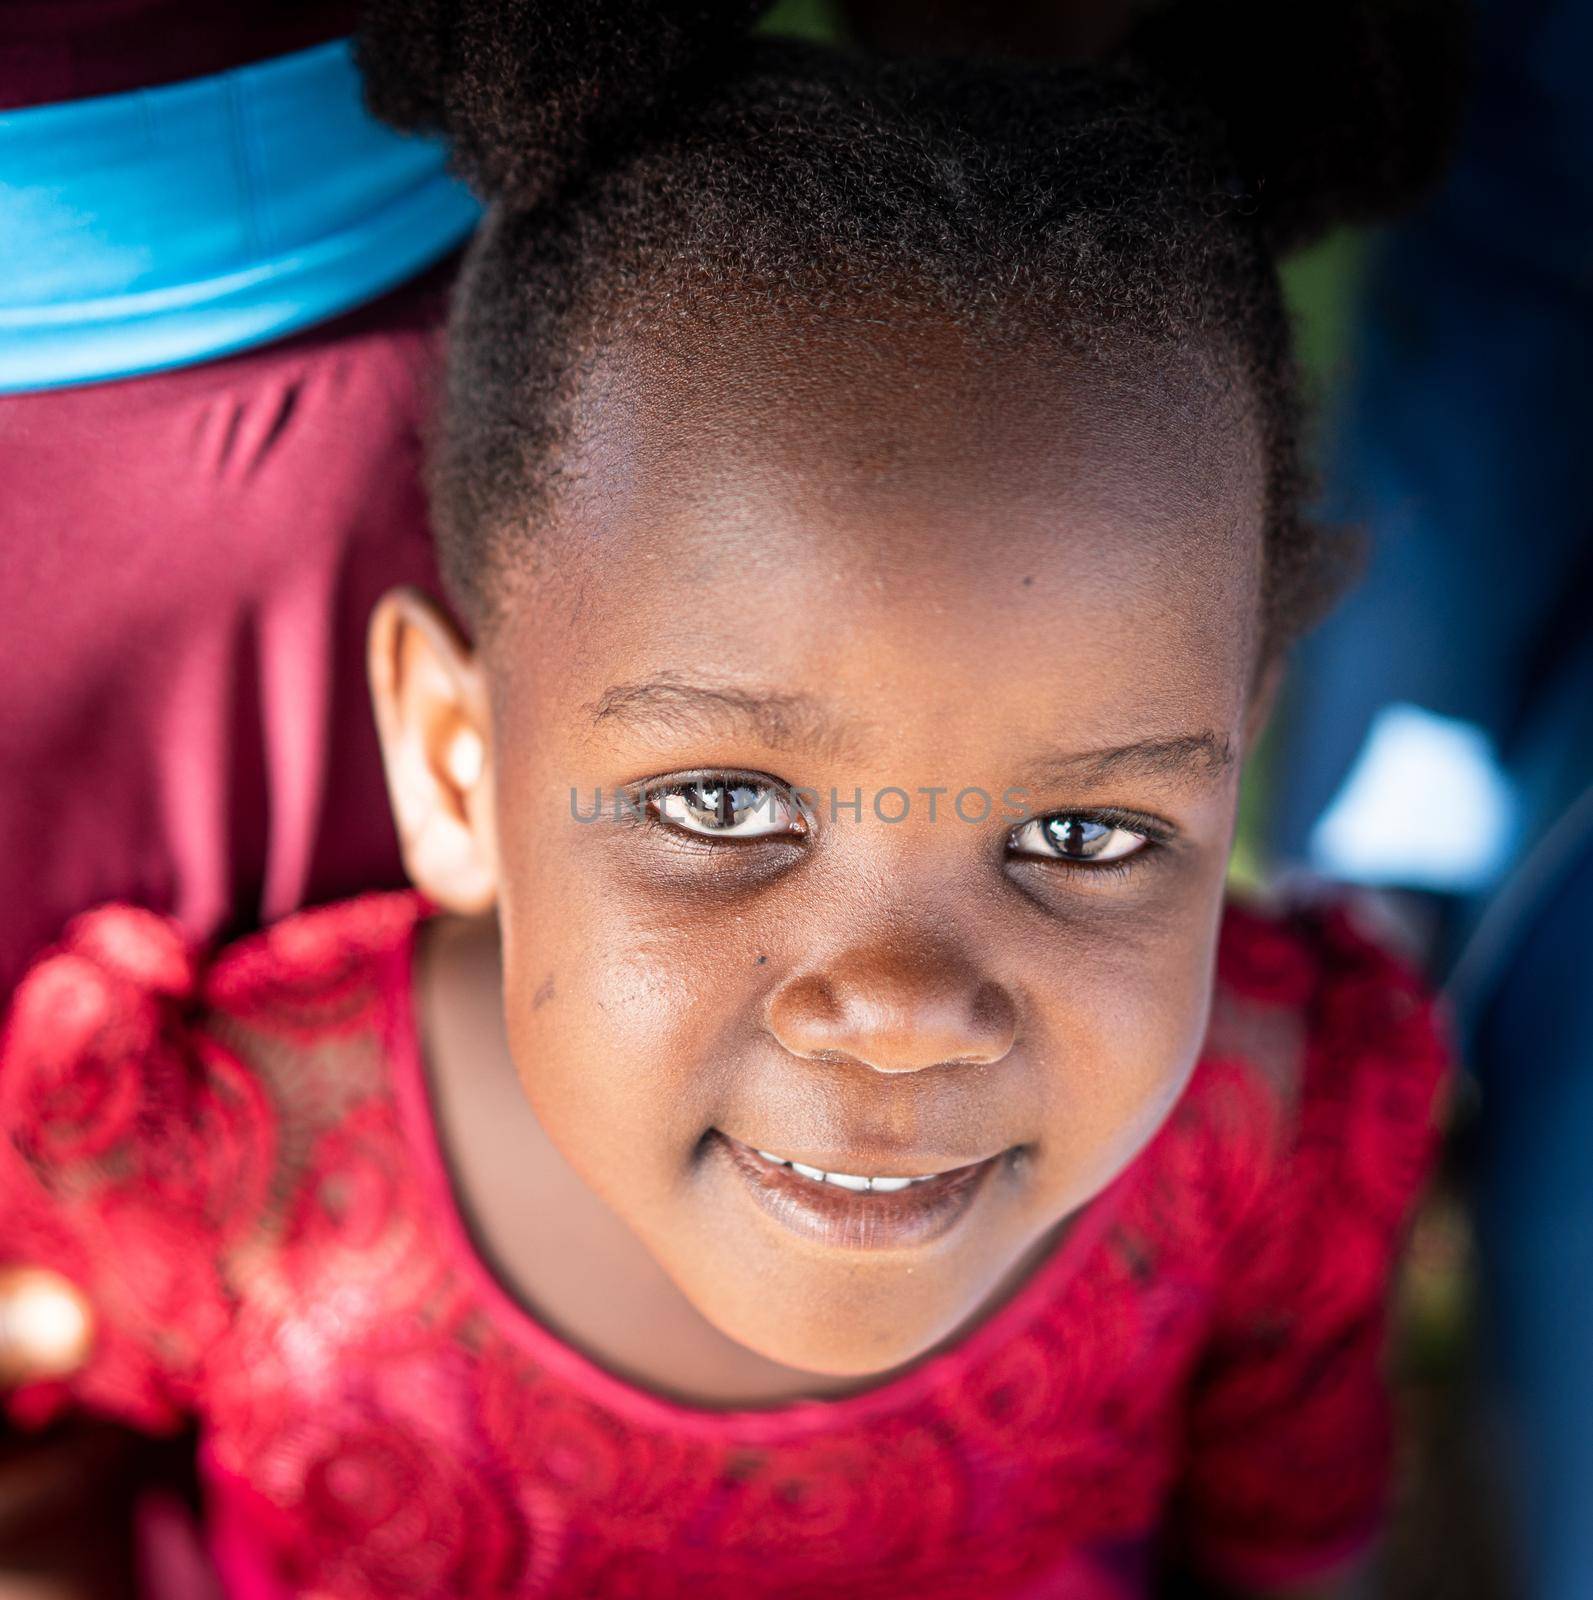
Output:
[[370, 301, 1277, 1397]]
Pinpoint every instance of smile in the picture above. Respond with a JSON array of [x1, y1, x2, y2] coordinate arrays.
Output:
[[711, 1131, 1002, 1250], [751, 1151, 942, 1191]]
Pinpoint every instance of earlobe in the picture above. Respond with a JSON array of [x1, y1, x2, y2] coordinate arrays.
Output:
[[368, 588, 498, 914]]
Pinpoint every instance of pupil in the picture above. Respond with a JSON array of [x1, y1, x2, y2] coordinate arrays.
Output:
[[1048, 817, 1106, 857], [692, 782, 729, 826], [691, 780, 764, 828]]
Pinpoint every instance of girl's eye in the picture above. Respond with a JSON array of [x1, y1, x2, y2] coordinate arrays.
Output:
[[1010, 813, 1149, 865], [648, 777, 806, 840]]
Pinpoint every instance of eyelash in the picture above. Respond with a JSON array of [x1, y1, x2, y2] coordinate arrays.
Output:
[[1022, 806, 1174, 879], [624, 773, 1174, 878]]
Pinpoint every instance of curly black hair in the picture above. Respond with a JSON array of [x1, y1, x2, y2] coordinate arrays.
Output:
[[357, 0, 1467, 654]]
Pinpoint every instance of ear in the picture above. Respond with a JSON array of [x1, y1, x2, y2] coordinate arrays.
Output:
[[368, 588, 498, 914], [1242, 651, 1286, 755]]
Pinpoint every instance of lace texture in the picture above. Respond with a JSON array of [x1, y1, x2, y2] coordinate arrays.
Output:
[[1, 893, 1450, 1598]]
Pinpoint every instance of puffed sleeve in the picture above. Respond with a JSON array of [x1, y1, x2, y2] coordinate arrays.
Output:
[[1, 908, 275, 1435], [1171, 905, 1453, 1591]]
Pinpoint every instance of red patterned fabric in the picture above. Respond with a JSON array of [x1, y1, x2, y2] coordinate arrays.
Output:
[[0, 893, 1451, 1598]]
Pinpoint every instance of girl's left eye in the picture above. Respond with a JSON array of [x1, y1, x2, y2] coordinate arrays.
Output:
[[647, 777, 806, 840], [1009, 813, 1149, 865]]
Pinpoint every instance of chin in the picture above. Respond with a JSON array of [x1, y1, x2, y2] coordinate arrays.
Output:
[[682, 1244, 1006, 1384], [718, 1304, 952, 1383]]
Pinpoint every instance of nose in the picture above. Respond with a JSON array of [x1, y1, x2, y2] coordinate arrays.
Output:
[[766, 940, 1017, 1074]]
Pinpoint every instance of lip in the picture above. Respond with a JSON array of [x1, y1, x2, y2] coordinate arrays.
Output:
[[710, 1130, 1002, 1251]]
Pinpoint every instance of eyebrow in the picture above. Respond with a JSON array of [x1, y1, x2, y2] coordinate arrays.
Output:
[[585, 675, 873, 761], [588, 677, 1234, 786], [1021, 732, 1236, 789]]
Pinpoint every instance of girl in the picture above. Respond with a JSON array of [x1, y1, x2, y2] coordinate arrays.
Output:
[[1, 2, 1463, 1595]]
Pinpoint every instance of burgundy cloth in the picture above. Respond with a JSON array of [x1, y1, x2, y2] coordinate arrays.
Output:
[[0, 0, 356, 108], [0, 892, 1452, 1597], [0, 261, 453, 997]]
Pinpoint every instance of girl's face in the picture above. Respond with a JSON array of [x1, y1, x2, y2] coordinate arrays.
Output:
[[379, 309, 1269, 1377]]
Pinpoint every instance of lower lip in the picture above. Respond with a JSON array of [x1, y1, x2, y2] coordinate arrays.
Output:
[[711, 1132, 1001, 1251]]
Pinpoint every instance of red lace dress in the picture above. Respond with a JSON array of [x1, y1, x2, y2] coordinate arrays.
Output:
[[1, 893, 1449, 1599]]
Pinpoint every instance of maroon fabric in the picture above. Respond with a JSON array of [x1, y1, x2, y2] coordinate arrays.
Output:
[[0, 0, 356, 109], [0, 258, 455, 996]]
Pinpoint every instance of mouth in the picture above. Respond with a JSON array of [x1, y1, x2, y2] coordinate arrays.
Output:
[[710, 1130, 1004, 1251]]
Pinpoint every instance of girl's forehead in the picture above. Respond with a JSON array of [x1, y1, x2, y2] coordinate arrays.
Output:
[[534, 310, 1253, 595], [489, 320, 1264, 751], [560, 299, 1266, 570]]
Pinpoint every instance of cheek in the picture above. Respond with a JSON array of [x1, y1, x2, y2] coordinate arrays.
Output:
[[1026, 908, 1217, 1211], [493, 810, 749, 1212]]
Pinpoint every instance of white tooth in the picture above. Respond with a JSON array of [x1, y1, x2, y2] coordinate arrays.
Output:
[[790, 1162, 826, 1182], [755, 1149, 790, 1166], [826, 1171, 870, 1192], [870, 1175, 912, 1192]]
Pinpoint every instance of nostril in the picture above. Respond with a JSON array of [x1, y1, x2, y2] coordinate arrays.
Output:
[[968, 978, 1019, 1062]]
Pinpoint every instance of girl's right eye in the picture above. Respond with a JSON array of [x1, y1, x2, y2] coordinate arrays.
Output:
[[647, 777, 807, 840]]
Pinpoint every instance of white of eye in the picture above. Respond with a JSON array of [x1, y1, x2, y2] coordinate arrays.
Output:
[[1010, 814, 1148, 864], [651, 779, 805, 839]]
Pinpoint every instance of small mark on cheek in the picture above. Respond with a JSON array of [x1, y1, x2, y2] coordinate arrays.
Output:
[[531, 974, 557, 1010], [1021, 575, 1034, 588], [755, 954, 768, 966]]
